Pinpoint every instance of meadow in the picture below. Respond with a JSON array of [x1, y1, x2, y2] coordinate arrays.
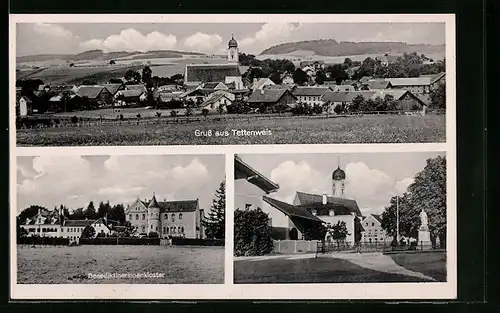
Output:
[[17, 245, 224, 284], [17, 114, 446, 146]]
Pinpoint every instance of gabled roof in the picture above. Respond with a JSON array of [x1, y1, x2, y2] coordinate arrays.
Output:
[[48, 85, 76, 93], [367, 79, 392, 89], [234, 155, 279, 194], [202, 82, 226, 90], [158, 200, 198, 213], [321, 91, 376, 103], [293, 87, 331, 97], [358, 76, 373, 84], [251, 78, 275, 90], [159, 92, 181, 102], [117, 89, 144, 98], [247, 89, 295, 103], [370, 89, 408, 100], [102, 83, 123, 95], [76, 86, 106, 99], [124, 84, 147, 92], [49, 94, 79, 102], [372, 214, 383, 224], [430, 72, 446, 84], [64, 219, 94, 227], [386, 77, 432, 87], [185, 64, 241, 83], [295, 191, 362, 216], [19, 96, 33, 103], [332, 85, 356, 92], [199, 93, 231, 108], [263, 196, 323, 222]]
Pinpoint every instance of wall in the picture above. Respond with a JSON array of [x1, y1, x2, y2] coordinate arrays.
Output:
[[159, 211, 197, 239], [361, 215, 390, 243], [273, 240, 319, 254]]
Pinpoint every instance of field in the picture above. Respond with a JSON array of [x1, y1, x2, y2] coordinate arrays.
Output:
[[17, 245, 224, 284], [234, 252, 446, 284], [17, 114, 446, 146], [389, 251, 447, 282]]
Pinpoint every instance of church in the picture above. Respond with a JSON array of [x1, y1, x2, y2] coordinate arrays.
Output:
[[263, 165, 363, 243], [184, 35, 244, 90], [125, 194, 204, 239]]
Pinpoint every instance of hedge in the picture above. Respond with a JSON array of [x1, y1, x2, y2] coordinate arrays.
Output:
[[18, 236, 70, 246], [171, 238, 224, 246], [79, 237, 160, 245]]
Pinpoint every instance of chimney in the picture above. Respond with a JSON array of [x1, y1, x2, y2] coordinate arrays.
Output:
[[322, 194, 328, 205]]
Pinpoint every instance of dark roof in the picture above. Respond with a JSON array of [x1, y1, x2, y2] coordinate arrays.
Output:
[[48, 85, 75, 93], [186, 64, 241, 83], [431, 72, 446, 84], [149, 195, 160, 208], [64, 220, 94, 227], [263, 196, 323, 222], [20, 96, 33, 103], [321, 91, 375, 103], [293, 87, 330, 97], [372, 214, 383, 223], [296, 203, 354, 216], [181, 89, 211, 98], [103, 83, 123, 95], [247, 89, 296, 104], [228, 36, 238, 48], [234, 155, 279, 193], [76, 86, 105, 99], [118, 89, 144, 98], [125, 84, 147, 92], [158, 200, 198, 213], [295, 191, 362, 216], [159, 92, 181, 102], [332, 166, 346, 180]]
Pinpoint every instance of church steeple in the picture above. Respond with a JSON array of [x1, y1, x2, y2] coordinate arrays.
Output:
[[228, 35, 239, 64], [332, 157, 346, 198]]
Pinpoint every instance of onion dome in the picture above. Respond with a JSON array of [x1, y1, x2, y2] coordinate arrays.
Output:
[[332, 166, 346, 180], [228, 35, 238, 48]]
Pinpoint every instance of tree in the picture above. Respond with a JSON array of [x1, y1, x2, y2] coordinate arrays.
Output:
[[81, 225, 96, 239], [201, 108, 209, 118], [109, 78, 123, 84], [349, 95, 365, 113], [110, 204, 126, 224], [429, 83, 446, 110], [124, 70, 141, 83], [234, 207, 273, 256], [185, 106, 193, 117], [81, 79, 98, 86], [315, 70, 327, 85], [383, 94, 399, 111], [217, 103, 225, 115], [142, 66, 153, 87], [268, 71, 281, 84], [17, 205, 47, 224], [326, 221, 350, 246], [325, 64, 348, 84], [343, 57, 353, 68], [293, 68, 309, 86], [203, 181, 226, 239], [97, 201, 111, 219], [109, 60, 116, 65], [84, 201, 97, 220], [148, 231, 159, 238]]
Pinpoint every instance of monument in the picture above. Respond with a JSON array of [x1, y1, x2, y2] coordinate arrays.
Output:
[[418, 209, 432, 249]]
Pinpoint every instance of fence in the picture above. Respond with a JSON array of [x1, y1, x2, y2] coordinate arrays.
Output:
[[316, 240, 437, 255], [273, 240, 319, 254], [79, 237, 160, 245], [171, 238, 225, 246], [18, 236, 70, 246]]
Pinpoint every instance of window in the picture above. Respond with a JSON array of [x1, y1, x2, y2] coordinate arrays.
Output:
[[164, 214, 168, 219], [128, 214, 132, 220], [164, 227, 167, 234], [136, 214, 139, 220], [142, 214, 145, 220], [365, 223, 368, 226], [179, 213, 183, 220], [171, 214, 176, 222], [150, 225, 153, 229], [372, 223, 375, 226], [142, 226, 145, 232], [151, 213, 153, 217], [171, 226, 176, 234]]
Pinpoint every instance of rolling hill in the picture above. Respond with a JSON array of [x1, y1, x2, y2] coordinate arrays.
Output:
[[260, 39, 445, 59], [17, 49, 206, 63]]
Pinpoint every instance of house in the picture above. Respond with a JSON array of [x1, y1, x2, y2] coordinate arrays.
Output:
[[281, 73, 294, 84], [197, 93, 232, 113], [48, 93, 81, 112], [124, 84, 147, 93], [125, 194, 204, 239], [386, 72, 445, 94], [157, 84, 179, 92], [184, 64, 244, 89], [201, 82, 229, 91], [180, 88, 212, 104], [76, 86, 113, 107], [158, 92, 182, 104], [102, 83, 125, 96], [292, 87, 331, 106], [250, 78, 275, 91], [365, 79, 393, 90], [264, 84, 297, 92], [114, 89, 145, 106], [48, 85, 78, 94], [361, 214, 391, 243], [262, 165, 363, 242], [332, 85, 356, 92], [246, 88, 297, 113], [302, 66, 315, 77], [19, 96, 33, 116]]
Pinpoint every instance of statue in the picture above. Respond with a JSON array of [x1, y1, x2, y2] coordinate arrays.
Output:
[[419, 209, 428, 230]]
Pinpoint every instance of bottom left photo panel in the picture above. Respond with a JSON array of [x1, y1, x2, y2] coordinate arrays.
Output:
[[14, 153, 226, 285]]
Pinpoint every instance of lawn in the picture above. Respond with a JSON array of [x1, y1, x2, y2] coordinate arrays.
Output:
[[234, 257, 434, 284], [17, 245, 224, 284], [17, 114, 445, 146], [389, 251, 447, 282]]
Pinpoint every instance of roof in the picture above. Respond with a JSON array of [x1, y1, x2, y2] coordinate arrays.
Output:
[[431, 72, 446, 84], [64, 220, 94, 227], [367, 79, 392, 89], [332, 85, 356, 92], [159, 92, 181, 102], [49, 94, 79, 102], [199, 93, 231, 108], [372, 214, 383, 223], [370, 89, 409, 100], [293, 87, 330, 97], [158, 200, 198, 213], [263, 196, 323, 222], [234, 155, 279, 194], [203, 82, 225, 90], [117, 89, 144, 98], [102, 83, 123, 95], [264, 84, 296, 91], [251, 78, 275, 90], [185, 64, 241, 83], [359, 76, 373, 84], [181, 89, 211, 98], [386, 77, 432, 87], [321, 91, 376, 103], [76, 86, 105, 99], [247, 89, 295, 104], [20, 96, 33, 103], [295, 191, 362, 216], [124, 84, 147, 92], [48, 85, 76, 93]]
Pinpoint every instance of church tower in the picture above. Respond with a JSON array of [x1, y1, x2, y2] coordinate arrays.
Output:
[[332, 159, 346, 198], [147, 193, 161, 235], [228, 35, 239, 63]]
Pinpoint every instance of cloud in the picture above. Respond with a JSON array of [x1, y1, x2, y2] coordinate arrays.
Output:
[[183, 32, 223, 53], [239, 23, 303, 53], [395, 177, 414, 194], [79, 28, 177, 52], [32, 23, 73, 38]]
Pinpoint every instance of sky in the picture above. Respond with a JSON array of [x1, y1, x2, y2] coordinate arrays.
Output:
[[235, 152, 445, 225], [16, 22, 445, 56], [16, 155, 225, 214]]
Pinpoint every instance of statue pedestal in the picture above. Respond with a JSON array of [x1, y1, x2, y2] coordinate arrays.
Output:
[[418, 228, 432, 250]]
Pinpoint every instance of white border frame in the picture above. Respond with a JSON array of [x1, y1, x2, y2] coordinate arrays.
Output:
[[9, 13, 456, 300]]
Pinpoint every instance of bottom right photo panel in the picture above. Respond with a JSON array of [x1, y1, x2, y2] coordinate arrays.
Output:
[[233, 152, 447, 284]]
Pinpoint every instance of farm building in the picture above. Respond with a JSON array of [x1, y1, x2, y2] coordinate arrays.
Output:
[[197, 93, 232, 113], [114, 89, 145, 105], [184, 64, 244, 89], [180, 88, 212, 104], [124, 84, 147, 93], [386, 72, 445, 94], [365, 79, 393, 90], [158, 92, 182, 104], [200, 82, 229, 91], [281, 73, 294, 84], [250, 78, 275, 91], [246, 88, 297, 113], [48, 93, 81, 112], [102, 83, 125, 96], [293, 87, 331, 106], [332, 85, 356, 92], [264, 84, 297, 92], [76, 86, 113, 108]]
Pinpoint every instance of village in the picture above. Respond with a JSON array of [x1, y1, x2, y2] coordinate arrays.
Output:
[[15, 35, 446, 131]]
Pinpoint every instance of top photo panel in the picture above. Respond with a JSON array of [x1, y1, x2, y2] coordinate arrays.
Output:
[[13, 15, 453, 146]]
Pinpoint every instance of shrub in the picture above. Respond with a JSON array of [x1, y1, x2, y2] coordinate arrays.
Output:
[[148, 231, 159, 238], [234, 207, 273, 256]]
